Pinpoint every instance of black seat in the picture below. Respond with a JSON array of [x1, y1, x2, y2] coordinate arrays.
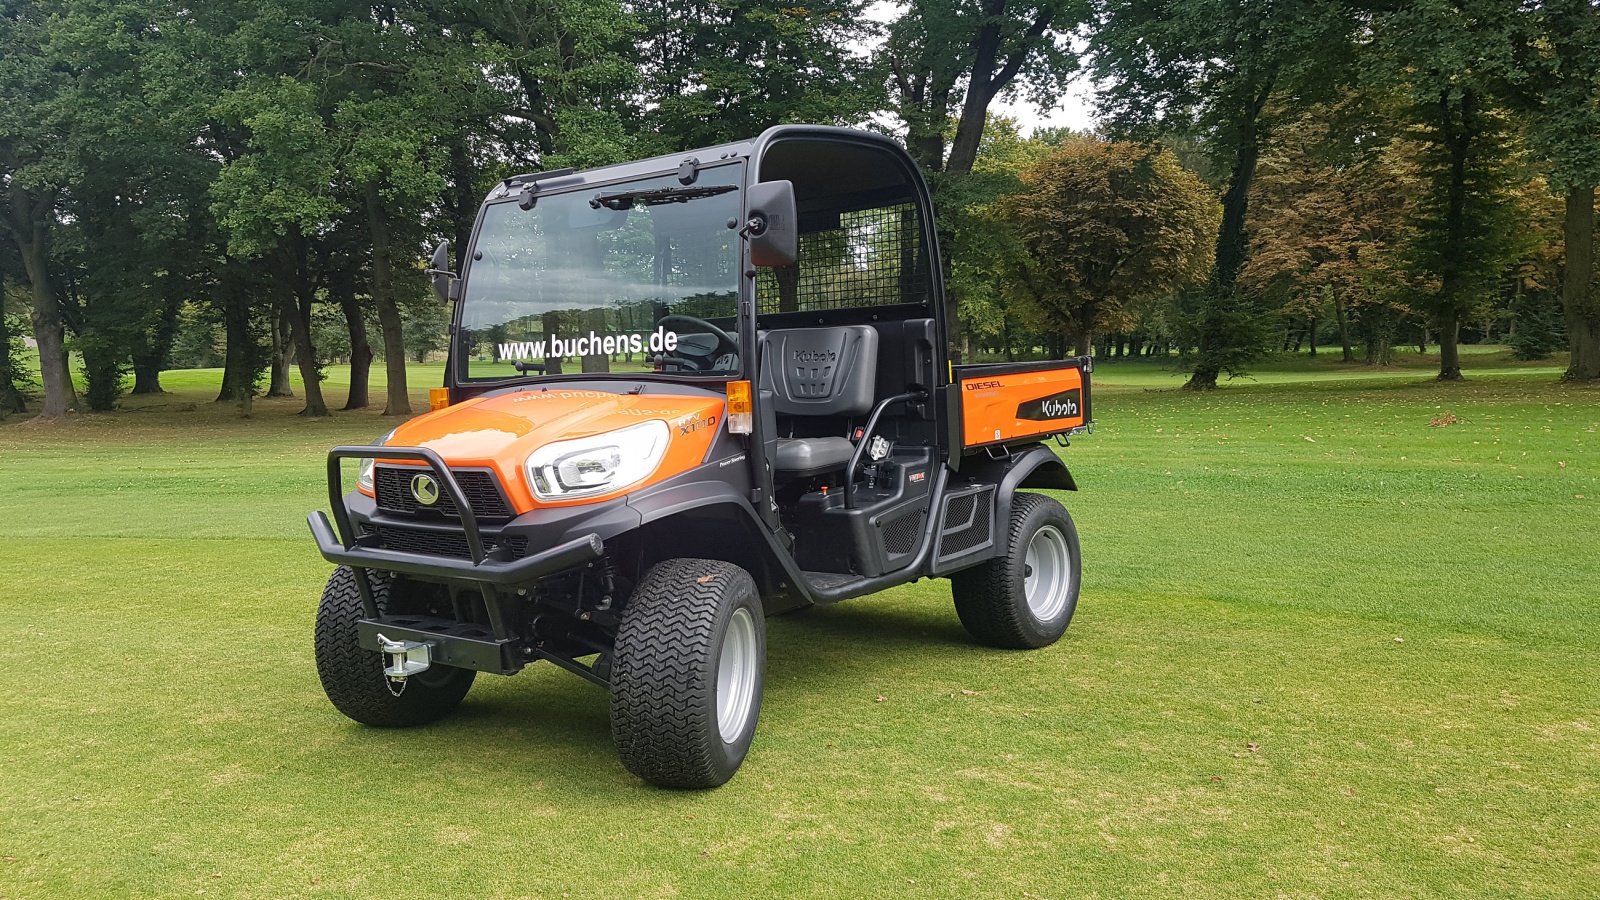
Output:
[[759, 325, 879, 476]]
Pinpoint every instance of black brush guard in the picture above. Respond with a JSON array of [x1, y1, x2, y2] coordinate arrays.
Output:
[[308, 445, 604, 670]]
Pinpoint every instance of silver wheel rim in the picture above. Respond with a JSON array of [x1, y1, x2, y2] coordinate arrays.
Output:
[[1023, 524, 1073, 621], [716, 607, 759, 743]]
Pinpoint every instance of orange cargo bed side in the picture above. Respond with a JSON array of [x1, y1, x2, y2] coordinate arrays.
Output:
[[954, 358, 1093, 450]]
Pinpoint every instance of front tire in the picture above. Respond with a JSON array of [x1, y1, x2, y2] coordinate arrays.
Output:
[[314, 566, 475, 727], [609, 558, 765, 789], [950, 493, 1081, 649]]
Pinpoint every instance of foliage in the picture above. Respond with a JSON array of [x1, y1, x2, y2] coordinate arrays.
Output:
[[1367, 0, 1536, 379], [1242, 96, 1417, 363], [168, 302, 225, 370], [0, 311, 34, 414], [3, 0, 1598, 410], [636, 0, 880, 152], [401, 297, 449, 363], [990, 137, 1217, 353], [941, 117, 1065, 351], [1507, 287, 1568, 360], [1511, 1, 1600, 380], [1090, 0, 1361, 387], [883, 0, 1084, 177]]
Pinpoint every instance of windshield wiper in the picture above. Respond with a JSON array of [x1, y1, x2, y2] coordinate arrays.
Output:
[[589, 184, 737, 211]]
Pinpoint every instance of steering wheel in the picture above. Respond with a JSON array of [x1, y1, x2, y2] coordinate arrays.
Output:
[[656, 314, 740, 372]]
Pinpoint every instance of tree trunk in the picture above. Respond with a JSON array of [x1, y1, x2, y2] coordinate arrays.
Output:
[[27, 295, 74, 419], [1335, 292, 1354, 362], [8, 188, 77, 418], [1437, 312, 1463, 381], [1185, 94, 1267, 391], [283, 235, 330, 417], [267, 301, 294, 397], [282, 291, 329, 416], [339, 289, 373, 410], [364, 184, 411, 416], [1435, 90, 1472, 383], [216, 286, 255, 404], [1561, 183, 1599, 381], [130, 295, 181, 395], [1307, 317, 1318, 357]]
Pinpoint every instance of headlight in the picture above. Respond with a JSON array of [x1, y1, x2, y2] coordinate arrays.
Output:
[[358, 430, 396, 491], [527, 420, 670, 500]]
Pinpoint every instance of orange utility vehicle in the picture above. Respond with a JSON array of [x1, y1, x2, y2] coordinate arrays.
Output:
[[309, 125, 1092, 788]]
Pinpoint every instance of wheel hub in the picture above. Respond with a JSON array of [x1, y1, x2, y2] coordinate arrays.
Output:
[[1022, 524, 1072, 621], [716, 607, 759, 743]]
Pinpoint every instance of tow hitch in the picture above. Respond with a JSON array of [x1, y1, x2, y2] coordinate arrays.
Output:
[[377, 633, 432, 683]]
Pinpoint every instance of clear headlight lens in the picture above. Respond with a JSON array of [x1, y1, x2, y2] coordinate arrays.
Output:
[[527, 420, 669, 500], [357, 430, 396, 491]]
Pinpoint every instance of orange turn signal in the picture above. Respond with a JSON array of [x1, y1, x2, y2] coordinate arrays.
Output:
[[429, 387, 451, 411], [726, 380, 753, 434]]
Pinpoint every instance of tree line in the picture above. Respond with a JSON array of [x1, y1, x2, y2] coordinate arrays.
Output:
[[2, 0, 1597, 423]]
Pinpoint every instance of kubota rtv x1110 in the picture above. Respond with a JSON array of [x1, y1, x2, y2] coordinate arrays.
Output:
[[309, 125, 1093, 788]]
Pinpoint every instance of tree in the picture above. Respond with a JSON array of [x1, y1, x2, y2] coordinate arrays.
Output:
[[991, 137, 1218, 354], [1242, 97, 1415, 365], [0, 0, 81, 419], [1370, 0, 1532, 380], [883, 0, 1085, 359], [1514, 0, 1600, 381], [1090, 0, 1358, 388], [210, 75, 340, 416], [637, 0, 878, 152], [941, 117, 1065, 358]]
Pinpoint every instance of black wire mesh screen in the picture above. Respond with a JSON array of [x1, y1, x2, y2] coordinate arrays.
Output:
[[756, 203, 931, 314]]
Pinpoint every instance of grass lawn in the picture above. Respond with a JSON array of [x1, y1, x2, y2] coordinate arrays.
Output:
[[1, 353, 1596, 898]]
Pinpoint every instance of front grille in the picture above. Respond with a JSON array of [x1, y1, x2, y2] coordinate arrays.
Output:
[[360, 523, 529, 560], [374, 465, 512, 520]]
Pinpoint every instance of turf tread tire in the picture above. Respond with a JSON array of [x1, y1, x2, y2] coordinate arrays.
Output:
[[315, 566, 475, 727], [950, 492, 1080, 649], [610, 558, 763, 789]]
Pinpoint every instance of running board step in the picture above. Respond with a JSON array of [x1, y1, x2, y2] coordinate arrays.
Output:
[[800, 571, 865, 595]]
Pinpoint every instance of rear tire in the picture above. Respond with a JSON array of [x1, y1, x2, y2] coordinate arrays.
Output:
[[609, 558, 765, 789], [950, 493, 1080, 649], [314, 566, 475, 727]]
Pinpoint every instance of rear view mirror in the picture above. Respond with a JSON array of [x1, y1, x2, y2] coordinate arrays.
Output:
[[427, 240, 456, 302], [743, 180, 797, 268]]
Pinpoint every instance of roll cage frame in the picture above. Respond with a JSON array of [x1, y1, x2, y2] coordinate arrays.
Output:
[[441, 126, 954, 529]]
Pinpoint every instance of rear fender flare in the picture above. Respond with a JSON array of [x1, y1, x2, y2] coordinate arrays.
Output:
[[955, 444, 1076, 549]]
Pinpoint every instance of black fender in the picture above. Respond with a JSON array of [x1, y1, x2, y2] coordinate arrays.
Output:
[[953, 443, 1077, 548], [622, 463, 813, 613]]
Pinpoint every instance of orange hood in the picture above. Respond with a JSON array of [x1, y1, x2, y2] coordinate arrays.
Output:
[[380, 388, 725, 511]]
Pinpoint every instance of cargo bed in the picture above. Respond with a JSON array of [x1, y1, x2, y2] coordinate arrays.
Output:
[[952, 358, 1093, 451]]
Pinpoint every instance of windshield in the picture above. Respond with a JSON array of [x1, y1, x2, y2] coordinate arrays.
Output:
[[458, 163, 744, 381]]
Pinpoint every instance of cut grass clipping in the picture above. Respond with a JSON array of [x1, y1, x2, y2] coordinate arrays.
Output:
[[1, 354, 1596, 898]]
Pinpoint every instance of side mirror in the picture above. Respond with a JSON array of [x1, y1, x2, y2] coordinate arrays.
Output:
[[743, 180, 797, 268], [427, 240, 456, 302]]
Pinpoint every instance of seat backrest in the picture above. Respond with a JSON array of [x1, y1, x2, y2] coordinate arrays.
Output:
[[759, 325, 879, 417]]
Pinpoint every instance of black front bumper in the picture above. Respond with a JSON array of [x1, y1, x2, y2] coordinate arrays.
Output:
[[308, 444, 605, 586], [308, 509, 603, 586]]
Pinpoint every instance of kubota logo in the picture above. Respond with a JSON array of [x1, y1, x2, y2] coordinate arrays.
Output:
[[793, 348, 836, 363], [410, 473, 441, 506], [1016, 389, 1083, 422]]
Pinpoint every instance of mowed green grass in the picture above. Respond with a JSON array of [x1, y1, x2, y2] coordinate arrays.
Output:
[[1, 355, 1597, 898]]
